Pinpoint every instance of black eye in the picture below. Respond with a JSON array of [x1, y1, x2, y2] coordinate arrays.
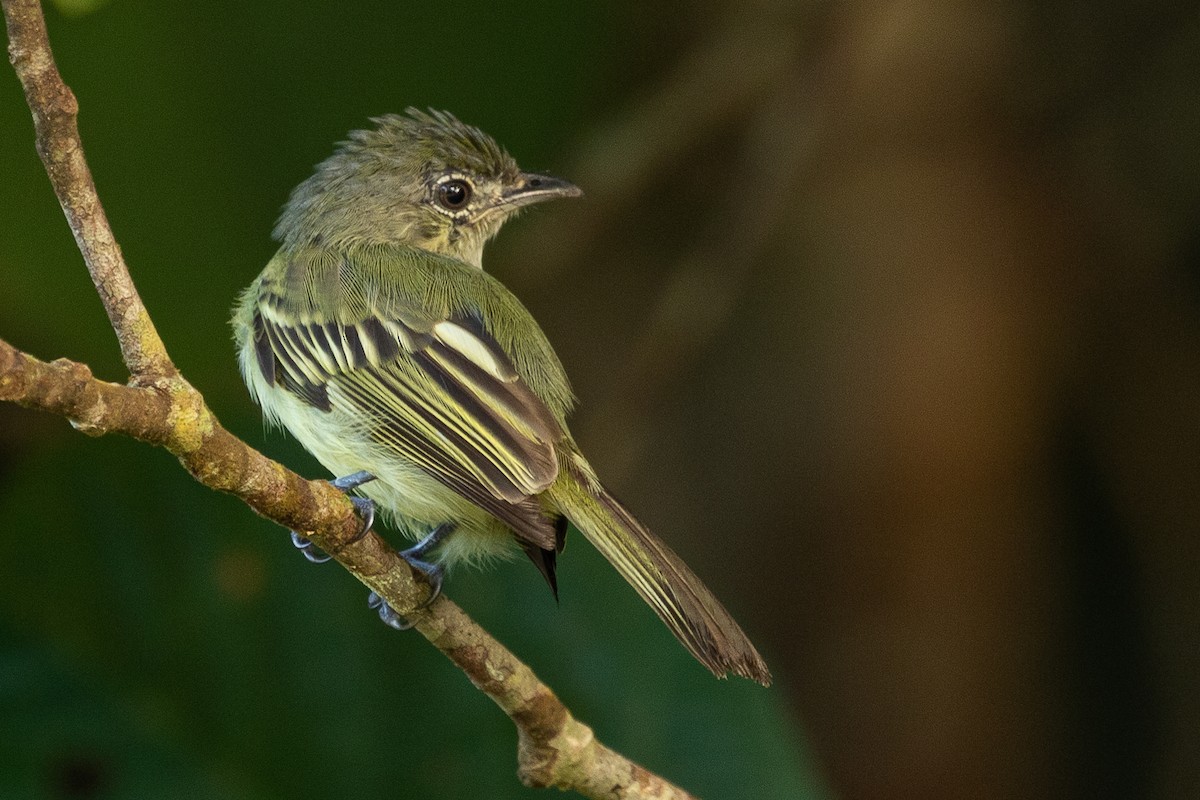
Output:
[[437, 179, 472, 210]]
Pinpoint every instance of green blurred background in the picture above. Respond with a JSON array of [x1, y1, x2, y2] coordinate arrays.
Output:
[[2, 0, 1199, 798]]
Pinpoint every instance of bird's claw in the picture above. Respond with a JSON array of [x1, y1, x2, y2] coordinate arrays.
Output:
[[290, 530, 332, 563], [397, 551, 446, 608], [288, 471, 377, 562], [368, 590, 415, 630], [345, 496, 376, 543], [365, 523, 454, 631], [365, 568, 443, 631]]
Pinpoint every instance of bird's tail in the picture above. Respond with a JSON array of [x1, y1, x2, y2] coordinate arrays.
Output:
[[551, 465, 771, 686]]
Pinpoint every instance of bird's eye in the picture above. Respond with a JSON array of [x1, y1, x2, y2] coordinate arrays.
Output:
[[437, 179, 472, 210]]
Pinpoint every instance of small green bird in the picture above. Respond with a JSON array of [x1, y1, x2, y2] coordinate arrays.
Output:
[[233, 109, 770, 685]]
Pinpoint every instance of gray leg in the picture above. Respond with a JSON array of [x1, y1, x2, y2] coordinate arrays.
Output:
[[330, 470, 376, 492]]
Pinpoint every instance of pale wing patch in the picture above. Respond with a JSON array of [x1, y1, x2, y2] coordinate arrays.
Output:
[[432, 320, 518, 382]]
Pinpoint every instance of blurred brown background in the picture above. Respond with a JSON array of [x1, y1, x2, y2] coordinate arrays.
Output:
[[2, 0, 1199, 798], [499, 1, 1200, 796]]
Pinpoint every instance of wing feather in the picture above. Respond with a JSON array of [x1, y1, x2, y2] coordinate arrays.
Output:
[[251, 287, 563, 551]]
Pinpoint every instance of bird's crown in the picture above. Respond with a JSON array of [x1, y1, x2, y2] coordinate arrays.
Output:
[[273, 109, 577, 267]]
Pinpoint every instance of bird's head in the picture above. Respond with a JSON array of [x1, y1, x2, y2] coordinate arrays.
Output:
[[274, 108, 580, 267]]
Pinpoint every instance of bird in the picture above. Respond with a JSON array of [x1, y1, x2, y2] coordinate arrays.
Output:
[[233, 108, 770, 685]]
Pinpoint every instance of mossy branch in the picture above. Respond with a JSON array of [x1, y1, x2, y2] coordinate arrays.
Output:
[[0, 1, 695, 797]]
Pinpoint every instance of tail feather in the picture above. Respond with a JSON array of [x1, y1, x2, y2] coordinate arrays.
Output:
[[555, 478, 771, 686], [519, 514, 570, 602]]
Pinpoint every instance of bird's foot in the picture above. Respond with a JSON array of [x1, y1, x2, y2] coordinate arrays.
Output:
[[290, 530, 332, 563], [365, 523, 456, 630], [367, 590, 417, 630], [290, 471, 377, 563]]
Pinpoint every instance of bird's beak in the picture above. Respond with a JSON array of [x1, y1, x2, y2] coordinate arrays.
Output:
[[500, 172, 582, 210]]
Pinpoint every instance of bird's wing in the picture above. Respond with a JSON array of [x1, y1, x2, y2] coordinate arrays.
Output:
[[249, 284, 564, 551]]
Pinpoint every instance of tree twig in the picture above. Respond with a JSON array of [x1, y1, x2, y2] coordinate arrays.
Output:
[[0, 341, 696, 799], [1, 1, 698, 797], [4, 0, 173, 379]]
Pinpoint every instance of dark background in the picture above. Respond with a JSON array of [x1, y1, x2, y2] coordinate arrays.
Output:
[[2, 1, 1198, 798]]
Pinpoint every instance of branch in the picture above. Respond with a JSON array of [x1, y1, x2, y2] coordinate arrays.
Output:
[[0, 342, 694, 799], [4, 0, 172, 379], [1, 1, 697, 797]]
